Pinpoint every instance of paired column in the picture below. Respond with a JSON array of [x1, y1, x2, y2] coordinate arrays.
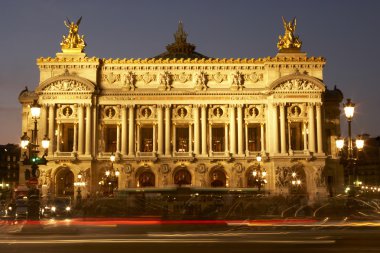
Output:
[[78, 105, 84, 155], [56, 122, 61, 153], [165, 105, 171, 156], [128, 106, 135, 156], [316, 103, 323, 153], [85, 104, 91, 155], [40, 105, 48, 145], [229, 105, 236, 155], [224, 123, 229, 154], [273, 104, 280, 153], [308, 103, 316, 153], [237, 105, 244, 155], [303, 122, 308, 151], [260, 123, 265, 153], [157, 106, 164, 155], [189, 124, 193, 154], [73, 123, 77, 152], [121, 105, 128, 156], [280, 103, 286, 154], [116, 124, 120, 153], [173, 124, 177, 152], [245, 123, 249, 154], [48, 104, 55, 156], [193, 106, 200, 155], [201, 105, 207, 155], [153, 124, 157, 153]]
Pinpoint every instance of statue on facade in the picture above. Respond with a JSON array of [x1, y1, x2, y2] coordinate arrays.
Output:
[[277, 17, 302, 51], [60, 17, 86, 53], [230, 71, 244, 91]]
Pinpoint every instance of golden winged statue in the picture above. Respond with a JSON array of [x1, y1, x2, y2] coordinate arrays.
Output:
[[60, 16, 86, 53], [277, 17, 302, 51]]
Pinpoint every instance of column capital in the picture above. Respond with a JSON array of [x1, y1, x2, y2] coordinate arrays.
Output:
[[127, 104, 135, 109], [164, 104, 172, 109], [236, 104, 244, 109], [316, 102, 323, 107], [201, 104, 208, 109]]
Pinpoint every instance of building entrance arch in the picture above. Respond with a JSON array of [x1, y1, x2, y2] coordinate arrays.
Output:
[[173, 168, 191, 186], [209, 167, 227, 187], [55, 167, 74, 198], [136, 168, 155, 187]]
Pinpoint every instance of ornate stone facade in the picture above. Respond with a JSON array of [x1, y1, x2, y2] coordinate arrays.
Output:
[[18, 20, 343, 202]]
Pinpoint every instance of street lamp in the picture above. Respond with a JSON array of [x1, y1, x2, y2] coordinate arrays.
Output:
[[252, 153, 267, 192], [336, 98, 364, 191], [103, 153, 119, 196], [20, 100, 50, 186], [74, 172, 86, 206]]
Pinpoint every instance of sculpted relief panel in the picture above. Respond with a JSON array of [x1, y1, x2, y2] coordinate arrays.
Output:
[[275, 79, 320, 91], [99, 69, 264, 90], [43, 79, 91, 92]]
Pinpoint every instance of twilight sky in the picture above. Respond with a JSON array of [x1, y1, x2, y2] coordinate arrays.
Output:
[[0, 0, 379, 144]]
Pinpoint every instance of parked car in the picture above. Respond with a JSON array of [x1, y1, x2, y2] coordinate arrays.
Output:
[[15, 198, 28, 220], [42, 197, 72, 218]]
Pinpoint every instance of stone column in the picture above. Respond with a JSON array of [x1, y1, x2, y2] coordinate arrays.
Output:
[[48, 104, 55, 156], [260, 123, 265, 153], [316, 103, 323, 153], [201, 105, 207, 155], [85, 104, 91, 155], [245, 123, 249, 155], [173, 124, 177, 152], [237, 105, 243, 155], [209, 123, 212, 154], [78, 105, 84, 155], [224, 123, 229, 154], [116, 123, 120, 153], [165, 105, 171, 156], [128, 106, 135, 156], [280, 103, 286, 154], [56, 122, 61, 153], [136, 124, 141, 153], [153, 124, 157, 153], [73, 123, 77, 152], [121, 105, 128, 156], [193, 106, 200, 155], [308, 103, 316, 153], [157, 106, 164, 155], [303, 122, 308, 151], [273, 104, 279, 154], [40, 105, 47, 144], [229, 105, 236, 155], [189, 124, 193, 154]]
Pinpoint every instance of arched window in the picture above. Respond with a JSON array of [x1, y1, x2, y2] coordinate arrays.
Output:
[[174, 169, 191, 186], [138, 171, 155, 187], [210, 170, 226, 187]]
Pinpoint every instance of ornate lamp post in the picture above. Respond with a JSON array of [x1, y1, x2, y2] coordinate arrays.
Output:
[[20, 100, 50, 190], [252, 153, 267, 192], [74, 172, 86, 205], [103, 153, 120, 196], [336, 98, 364, 192]]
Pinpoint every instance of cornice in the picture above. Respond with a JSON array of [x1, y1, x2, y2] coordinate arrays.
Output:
[[101, 56, 325, 65], [37, 56, 100, 64]]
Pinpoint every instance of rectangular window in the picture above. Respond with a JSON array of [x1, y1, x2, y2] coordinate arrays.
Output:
[[290, 122, 303, 150], [61, 123, 74, 152], [248, 124, 261, 151], [212, 127, 224, 152], [105, 125, 117, 152], [176, 127, 189, 152], [141, 127, 153, 152]]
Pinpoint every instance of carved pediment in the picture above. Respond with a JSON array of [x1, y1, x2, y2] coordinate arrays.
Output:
[[270, 74, 325, 93], [36, 75, 96, 94], [43, 79, 91, 91], [275, 79, 320, 91]]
